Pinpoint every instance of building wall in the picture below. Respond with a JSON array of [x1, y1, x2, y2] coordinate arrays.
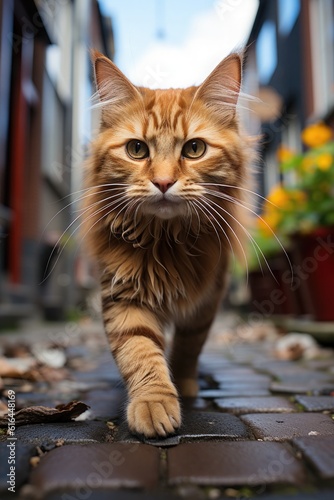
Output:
[[244, 0, 334, 198], [0, 0, 114, 320]]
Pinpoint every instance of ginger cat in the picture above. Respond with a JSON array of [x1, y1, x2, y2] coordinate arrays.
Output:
[[82, 50, 249, 437]]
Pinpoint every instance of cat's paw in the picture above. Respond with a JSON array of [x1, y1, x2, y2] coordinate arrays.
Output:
[[175, 378, 199, 398], [127, 394, 181, 438]]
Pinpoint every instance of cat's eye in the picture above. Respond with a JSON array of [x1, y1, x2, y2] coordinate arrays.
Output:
[[181, 139, 206, 159], [126, 140, 149, 160]]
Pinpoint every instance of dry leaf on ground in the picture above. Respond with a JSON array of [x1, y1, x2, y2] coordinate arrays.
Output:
[[0, 400, 90, 427], [274, 333, 322, 360]]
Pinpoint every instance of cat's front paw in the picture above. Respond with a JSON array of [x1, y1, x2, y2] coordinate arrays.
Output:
[[127, 394, 181, 438]]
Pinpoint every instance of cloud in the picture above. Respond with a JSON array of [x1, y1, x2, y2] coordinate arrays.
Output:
[[128, 0, 259, 88]]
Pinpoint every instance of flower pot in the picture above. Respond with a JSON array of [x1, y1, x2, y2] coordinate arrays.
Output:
[[292, 227, 334, 321], [248, 252, 304, 318]]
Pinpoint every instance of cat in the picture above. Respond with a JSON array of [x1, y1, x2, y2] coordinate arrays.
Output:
[[82, 50, 250, 438]]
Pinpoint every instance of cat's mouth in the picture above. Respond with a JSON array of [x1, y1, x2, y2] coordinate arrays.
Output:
[[142, 196, 186, 220]]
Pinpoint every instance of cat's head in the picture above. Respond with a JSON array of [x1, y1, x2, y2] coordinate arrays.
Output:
[[89, 51, 246, 223]]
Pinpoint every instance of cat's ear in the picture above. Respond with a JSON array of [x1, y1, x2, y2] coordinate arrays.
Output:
[[194, 53, 242, 119], [91, 50, 140, 107]]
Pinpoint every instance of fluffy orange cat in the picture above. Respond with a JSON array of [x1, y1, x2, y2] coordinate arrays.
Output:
[[82, 50, 250, 438]]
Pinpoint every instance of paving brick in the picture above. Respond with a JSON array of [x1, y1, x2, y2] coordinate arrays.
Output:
[[167, 441, 306, 486], [215, 396, 296, 415], [214, 373, 272, 384], [29, 443, 160, 493], [277, 372, 334, 384], [295, 395, 334, 412], [253, 361, 305, 374], [293, 435, 334, 479], [256, 492, 334, 500], [181, 397, 210, 411], [0, 442, 35, 492], [199, 387, 271, 398], [241, 413, 334, 441], [302, 360, 334, 370], [15, 421, 111, 446], [47, 492, 180, 500], [115, 411, 249, 447], [199, 356, 238, 368], [213, 367, 259, 376], [270, 381, 334, 395]]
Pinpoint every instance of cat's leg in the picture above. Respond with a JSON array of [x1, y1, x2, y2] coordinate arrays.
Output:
[[102, 299, 180, 438], [170, 284, 224, 398]]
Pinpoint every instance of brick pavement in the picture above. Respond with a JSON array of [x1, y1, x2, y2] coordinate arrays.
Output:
[[1, 318, 334, 499]]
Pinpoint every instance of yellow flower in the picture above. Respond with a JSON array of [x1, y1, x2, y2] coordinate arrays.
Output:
[[266, 185, 290, 208], [301, 122, 332, 148], [316, 153, 332, 171], [289, 189, 307, 204], [258, 211, 281, 236], [277, 146, 295, 163], [301, 157, 315, 173]]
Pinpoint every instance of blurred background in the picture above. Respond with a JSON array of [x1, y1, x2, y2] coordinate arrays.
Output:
[[0, 0, 334, 329]]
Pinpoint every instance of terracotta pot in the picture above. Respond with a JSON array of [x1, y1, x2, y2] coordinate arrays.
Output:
[[248, 253, 304, 318], [292, 227, 334, 321]]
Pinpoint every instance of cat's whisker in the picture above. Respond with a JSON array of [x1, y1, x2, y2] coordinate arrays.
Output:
[[79, 197, 131, 250], [190, 201, 202, 237], [204, 188, 293, 281], [202, 195, 278, 282], [202, 195, 263, 273], [192, 200, 223, 260], [199, 182, 276, 207], [110, 195, 132, 233], [72, 187, 127, 210], [74, 191, 128, 216], [129, 201, 156, 250], [197, 197, 244, 274], [185, 202, 196, 241], [109, 198, 134, 234], [61, 183, 129, 201], [200, 196, 249, 280], [42, 194, 128, 283], [41, 185, 128, 240], [186, 201, 207, 254], [205, 189, 261, 211]]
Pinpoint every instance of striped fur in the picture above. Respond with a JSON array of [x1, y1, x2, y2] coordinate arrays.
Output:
[[82, 51, 251, 437]]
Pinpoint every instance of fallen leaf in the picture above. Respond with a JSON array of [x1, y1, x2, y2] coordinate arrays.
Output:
[[0, 400, 90, 427], [275, 333, 321, 361], [3, 343, 32, 358], [32, 366, 70, 383]]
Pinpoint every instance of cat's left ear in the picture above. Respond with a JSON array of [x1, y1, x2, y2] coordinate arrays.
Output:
[[194, 53, 242, 119], [91, 49, 141, 107]]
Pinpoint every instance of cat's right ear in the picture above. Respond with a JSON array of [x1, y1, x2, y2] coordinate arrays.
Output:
[[91, 50, 140, 107]]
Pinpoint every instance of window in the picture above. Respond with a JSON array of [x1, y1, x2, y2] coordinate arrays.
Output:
[[278, 0, 300, 36], [256, 21, 277, 84], [309, 0, 334, 115]]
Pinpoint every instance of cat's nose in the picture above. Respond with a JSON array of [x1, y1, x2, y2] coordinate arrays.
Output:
[[152, 178, 176, 194]]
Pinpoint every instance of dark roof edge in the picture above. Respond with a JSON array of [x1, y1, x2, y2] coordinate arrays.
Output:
[[247, 0, 267, 45]]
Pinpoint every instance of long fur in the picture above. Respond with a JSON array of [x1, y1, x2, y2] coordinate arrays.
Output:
[[81, 51, 252, 437]]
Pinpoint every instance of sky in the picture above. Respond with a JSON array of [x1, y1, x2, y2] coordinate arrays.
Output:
[[98, 0, 259, 88]]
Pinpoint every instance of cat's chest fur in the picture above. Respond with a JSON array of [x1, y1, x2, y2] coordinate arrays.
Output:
[[103, 228, 223, 318]]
